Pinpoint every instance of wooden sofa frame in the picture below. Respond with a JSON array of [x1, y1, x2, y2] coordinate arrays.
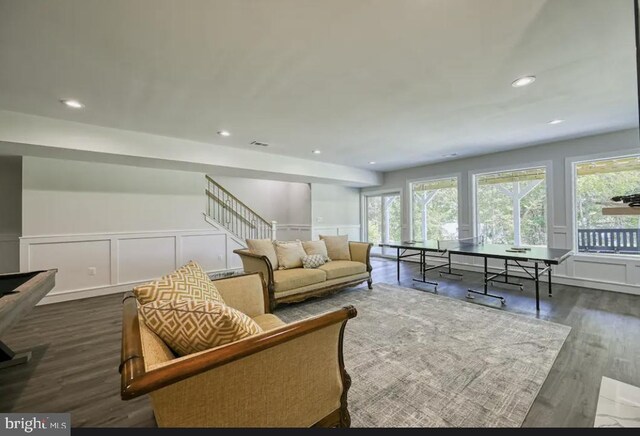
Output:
[[234, 241, 373, 310], [120, 272, 357, 428]]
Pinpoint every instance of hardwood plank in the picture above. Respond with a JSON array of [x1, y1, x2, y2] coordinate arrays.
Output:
[[0, 258, 638, 427]]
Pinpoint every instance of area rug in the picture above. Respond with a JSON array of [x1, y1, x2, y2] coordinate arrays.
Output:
[[275, 283, 571, 427]]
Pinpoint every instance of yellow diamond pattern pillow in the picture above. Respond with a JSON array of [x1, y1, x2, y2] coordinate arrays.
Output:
[[140, 299, 263, 356], [133, 261, 224, 305]]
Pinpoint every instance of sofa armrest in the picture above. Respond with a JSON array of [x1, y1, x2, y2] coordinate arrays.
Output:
[[233, 249, 276, 309], [349, 241, 373, 272], [211, 273, 269, 317], [121, 301, 357, 427], [147, 309, 355, 427]]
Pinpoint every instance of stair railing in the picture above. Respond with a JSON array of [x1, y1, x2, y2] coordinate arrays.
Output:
[[205, 175, 277, 241]]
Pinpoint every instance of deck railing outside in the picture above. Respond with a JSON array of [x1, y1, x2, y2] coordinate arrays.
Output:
[[577, 228, 640, 254]]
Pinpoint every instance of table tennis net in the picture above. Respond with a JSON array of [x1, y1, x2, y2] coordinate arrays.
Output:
[[437, 235, 485, 251]]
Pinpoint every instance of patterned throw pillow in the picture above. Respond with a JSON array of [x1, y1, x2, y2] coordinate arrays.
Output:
[[140, 299, 263, 356], [133, 261, 224, 305], [302, 254, 327, 269]]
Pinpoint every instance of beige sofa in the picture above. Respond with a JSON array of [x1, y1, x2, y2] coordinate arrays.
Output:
[[234, 241, 373, 309], [120, 272, 357, 427]]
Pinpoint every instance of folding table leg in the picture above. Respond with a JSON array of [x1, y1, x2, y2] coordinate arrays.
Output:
[[535, 262, 540, 311], [397, 247, 400, 282]]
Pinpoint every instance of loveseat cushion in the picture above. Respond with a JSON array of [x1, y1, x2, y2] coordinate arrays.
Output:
[[140, 299, 262, 356], [133, 261, 225, 305], [302, 240, 331, 261], [318, 260, 367, 280], [272, 268, 327, 293], [274, 240, 307, 270], [252, 314, 286, 331], [320, 235, 351, 261], [247, 239, 279, 270]]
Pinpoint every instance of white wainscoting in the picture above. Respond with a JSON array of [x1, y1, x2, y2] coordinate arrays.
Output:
[[0, 233, 20, 274], [311, 225, 362, 242], [275, 224, 312, 242], [20, 229, 246, 305], [374, 252, 640, 296]]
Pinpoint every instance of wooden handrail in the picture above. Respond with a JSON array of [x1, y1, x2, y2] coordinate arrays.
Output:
[[205, 190, 257, 229], [205, 175, 272, 228]]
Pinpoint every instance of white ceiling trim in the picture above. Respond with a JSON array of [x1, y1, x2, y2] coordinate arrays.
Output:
[[0, 110, 382, 186]]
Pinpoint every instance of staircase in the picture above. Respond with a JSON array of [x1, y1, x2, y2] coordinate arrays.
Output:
[[205, 175, 277, 242]]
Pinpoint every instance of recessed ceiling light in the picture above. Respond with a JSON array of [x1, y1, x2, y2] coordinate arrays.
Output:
[[442, 153, 458, 158], [312, 150, 321, 154], [217, 130, 231, 137], [369, 161, 376, 165], [511, 76, 536, 88], [60, 99, 84, 109], [548, 119, 565, 125]]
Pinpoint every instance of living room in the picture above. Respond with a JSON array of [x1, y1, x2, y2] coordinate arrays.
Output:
[[0, 0, 639, 432]]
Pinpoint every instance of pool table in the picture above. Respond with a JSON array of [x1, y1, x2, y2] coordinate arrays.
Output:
[[0, 269, 57, 369]]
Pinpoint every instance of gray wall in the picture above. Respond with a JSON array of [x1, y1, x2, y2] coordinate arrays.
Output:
[[0, 156, 22, 272], [212, 176, 311, 225], [22, 157, 211, 235], [311, 183, 361, 226], [364, 128, 640, 243]]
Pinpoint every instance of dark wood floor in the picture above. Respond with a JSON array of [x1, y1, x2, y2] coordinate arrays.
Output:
[[1, 257, 639, 427]]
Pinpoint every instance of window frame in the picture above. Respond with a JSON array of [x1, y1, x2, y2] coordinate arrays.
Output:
[[360, 188, 403, 245], [469, 161, 553, 247], [406, 173, 462, 242], [566, 150, 640, 260]]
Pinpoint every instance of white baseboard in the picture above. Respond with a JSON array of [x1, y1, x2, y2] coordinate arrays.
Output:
[[38, 267, 245, 305], [372, 254, 640, 296]]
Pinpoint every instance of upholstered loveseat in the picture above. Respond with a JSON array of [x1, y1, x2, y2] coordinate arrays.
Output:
[[120, 272, 357, 427], [234, 238, 372, 310]]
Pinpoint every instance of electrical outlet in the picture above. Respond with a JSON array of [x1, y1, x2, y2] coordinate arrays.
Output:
[[88, 267, 97, 276], [316, 216, 324, 223], [218, 255, 223, 261]]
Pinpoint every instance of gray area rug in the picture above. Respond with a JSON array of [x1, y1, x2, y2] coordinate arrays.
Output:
[[275, 283, 571, 427]]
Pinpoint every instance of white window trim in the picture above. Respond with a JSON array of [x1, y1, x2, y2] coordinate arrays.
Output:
[[360, 188, 403, 244], [468, 160, 554, 247], [406, 173, 462, 242], [565, 149, 640, 261]]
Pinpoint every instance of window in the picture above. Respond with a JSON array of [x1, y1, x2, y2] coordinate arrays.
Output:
[[575, 155, 640, 256], [410, 177, 458, 241], [475, 167, 547, 246], [365, 192, 401, 254]]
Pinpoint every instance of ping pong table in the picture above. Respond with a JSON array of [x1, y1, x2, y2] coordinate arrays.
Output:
[[380, 239, 572, 311]]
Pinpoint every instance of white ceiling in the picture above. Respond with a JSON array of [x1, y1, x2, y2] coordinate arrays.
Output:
[[0, 0, 637, 173]]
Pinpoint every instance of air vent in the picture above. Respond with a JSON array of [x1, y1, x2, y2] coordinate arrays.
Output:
[[250, 140, 270, 147]]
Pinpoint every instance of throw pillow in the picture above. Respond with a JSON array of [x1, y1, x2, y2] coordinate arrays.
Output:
[[140, 299, 263, 356], [302, 240, 331, 261], [247, 239, 279, 270], [274, 240, 307, 269], [320, 235, 351, 261], [302, 254, 327, 269], [133, 261, 225, 305]]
